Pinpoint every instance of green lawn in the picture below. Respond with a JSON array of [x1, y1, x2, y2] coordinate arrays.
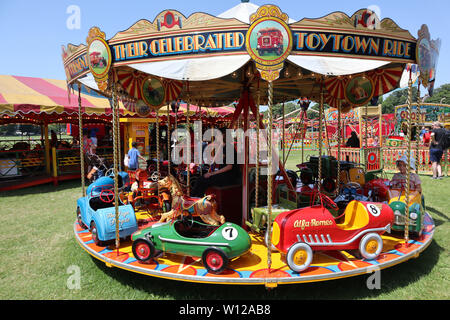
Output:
[[0, 150, 448, 300]]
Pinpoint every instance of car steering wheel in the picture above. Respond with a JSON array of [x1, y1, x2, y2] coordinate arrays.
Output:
[[321, 193, 339, 211], [312, 192, 338, 211], [182, 214, 194, 229], [99, 189, 115, 203], [343, 182, 362, 192]]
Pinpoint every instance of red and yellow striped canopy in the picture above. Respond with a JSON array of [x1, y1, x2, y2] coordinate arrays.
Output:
[[0, 75, 234, 124], [0, 75, 127, 123]]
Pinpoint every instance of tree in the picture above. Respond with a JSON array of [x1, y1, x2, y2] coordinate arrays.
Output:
[[425, 83, 450, 104], [381, 87, 418, 114]]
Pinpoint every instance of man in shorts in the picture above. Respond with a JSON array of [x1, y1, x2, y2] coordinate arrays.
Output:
[[430, 121, 446, 179], [127, 141, 146, 171]]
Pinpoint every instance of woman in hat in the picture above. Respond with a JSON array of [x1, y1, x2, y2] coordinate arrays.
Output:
[[390, 155, 422, 193]]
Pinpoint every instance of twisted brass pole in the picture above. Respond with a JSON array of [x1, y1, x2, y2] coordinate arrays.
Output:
[[167, 104, 171, 175], [111, 82, 120, 251], [415, 82, 421, 174], [267, 81, 273, 271], [337, 101, 342, 193], [77, 86, 85, 197], [404, 77, 413, 244], [318, 86, 324, 192], [156, 109, 160, 198], [255, 87, 261, 208]]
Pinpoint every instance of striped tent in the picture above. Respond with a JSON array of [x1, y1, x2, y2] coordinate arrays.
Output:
[[0, 75, 234, 124], [0, 75, 130, 124]]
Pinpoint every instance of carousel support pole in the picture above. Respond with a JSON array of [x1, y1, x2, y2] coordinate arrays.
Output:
[[415, 81, 422, 174], [167, 104, 171, 175], [404, 75, 414, 245], [111, 81, 121, 254], [115, 95, 122, 172], [77, 87, 85, 196], [358, 107, 363, 150], [282, 101, 285, 164], [318, 85, 324, 191], [337, 102, 342, 193], [241, 90, 250, 227], [156, 109, 160, 198], [255, 86, 261, 209], [186, 97, 191, 196], [365, 103, 369, 149], [266, 81, 274, 271], [378, 104, 383, 147], [301, 112, 305, 164]]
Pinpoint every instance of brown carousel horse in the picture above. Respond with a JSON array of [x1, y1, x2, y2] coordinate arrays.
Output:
[[157, 175, 225, 226]]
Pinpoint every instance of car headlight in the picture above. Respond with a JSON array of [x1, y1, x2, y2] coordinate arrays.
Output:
[[394, 210, 402, 216], [410, 212, 418, 220]]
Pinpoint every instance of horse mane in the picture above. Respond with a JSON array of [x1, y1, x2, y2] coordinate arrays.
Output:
[[168, 174, 184, 196]]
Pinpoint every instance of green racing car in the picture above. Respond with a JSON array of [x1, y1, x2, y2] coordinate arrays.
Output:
[[131, 215, 252, 274]]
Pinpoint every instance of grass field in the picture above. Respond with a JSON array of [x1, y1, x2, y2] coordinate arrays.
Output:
[[0, 150, 448, 300]]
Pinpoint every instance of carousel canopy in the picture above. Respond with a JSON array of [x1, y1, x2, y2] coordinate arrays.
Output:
[[62, 3, 438, 113]]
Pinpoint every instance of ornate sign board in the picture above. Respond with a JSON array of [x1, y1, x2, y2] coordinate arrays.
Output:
[[62, 7, 419, 85], [86, 27, 112, 91], [245, 5, 293, 81], [344, 75, 375, 106], [140, 76, 166, 109]]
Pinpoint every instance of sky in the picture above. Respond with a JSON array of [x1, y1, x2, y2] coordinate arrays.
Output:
[[0, 0, 448, 90]]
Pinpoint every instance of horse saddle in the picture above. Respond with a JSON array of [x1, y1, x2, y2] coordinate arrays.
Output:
[[180, 195, 213, 210]]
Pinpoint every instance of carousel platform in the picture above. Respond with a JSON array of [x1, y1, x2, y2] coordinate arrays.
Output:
[[74, 211, 435, 286], [0, 173, 80, 192]]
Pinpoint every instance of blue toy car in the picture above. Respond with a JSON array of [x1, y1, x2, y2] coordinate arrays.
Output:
[[76, 172, 138, 246]]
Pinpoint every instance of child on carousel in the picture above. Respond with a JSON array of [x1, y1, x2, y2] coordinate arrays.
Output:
[[390, 155, 422, 193]]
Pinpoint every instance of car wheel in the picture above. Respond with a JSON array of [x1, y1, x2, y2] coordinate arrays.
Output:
[[90, 221, 105, 247], [77, 207, 86, 229], [202, 248, 228, 274], [132, 239, 155, 263], [286, 242, 313, 272], [359, 233, 383, 260]]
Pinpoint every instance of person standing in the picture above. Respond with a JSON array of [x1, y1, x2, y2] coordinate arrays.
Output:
[[127, 142, 146, 171], [430, 121, 446, 179], [345, 131, 360, 148], [423, 127, 431, 146]]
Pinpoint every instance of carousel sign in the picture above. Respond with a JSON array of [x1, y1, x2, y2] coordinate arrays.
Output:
[[62, 6, 421, 86], [245, 5, 293, 81]]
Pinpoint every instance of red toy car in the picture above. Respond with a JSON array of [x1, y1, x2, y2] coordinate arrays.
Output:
[[271, 197, 394, 272]]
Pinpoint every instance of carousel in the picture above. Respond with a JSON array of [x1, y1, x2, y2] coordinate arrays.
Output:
[[63, 2, 439, 287]]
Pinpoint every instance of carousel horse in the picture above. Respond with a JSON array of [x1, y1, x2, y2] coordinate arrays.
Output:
[[157, 175, 225, 226]]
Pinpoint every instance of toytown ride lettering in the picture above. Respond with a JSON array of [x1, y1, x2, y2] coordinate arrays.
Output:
[[293, 31, 414, 60], [294, 219, 334, 230]]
